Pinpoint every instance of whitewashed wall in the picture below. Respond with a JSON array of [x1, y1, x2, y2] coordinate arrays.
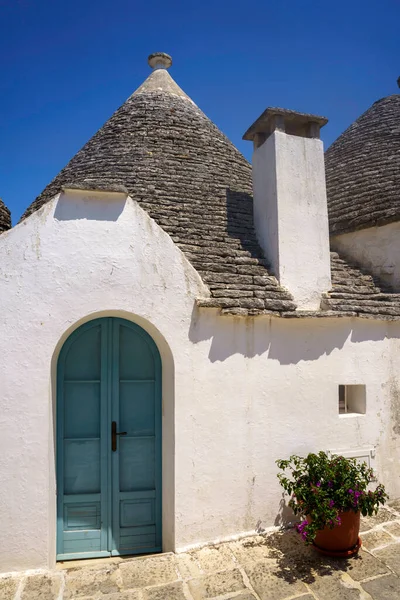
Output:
[[332, 222, 400, 291], [0, 192, 400, 573], [182, 311, 400, 550], [0, 190, 208, 573]]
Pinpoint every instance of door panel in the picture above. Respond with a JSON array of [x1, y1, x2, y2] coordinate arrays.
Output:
[[111, 320, 161, 555], [57, 318, 162, 560], [64, 382, 101, 438], [64, 439, 101, 494]]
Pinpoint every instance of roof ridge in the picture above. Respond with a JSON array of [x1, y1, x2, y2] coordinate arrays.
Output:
[[131, 68, 195, 103]]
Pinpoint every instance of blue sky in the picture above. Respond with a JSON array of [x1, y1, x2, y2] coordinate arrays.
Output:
[[1, 0, 399, 223]]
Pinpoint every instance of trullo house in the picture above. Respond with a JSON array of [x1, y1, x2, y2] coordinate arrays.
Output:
[[0, 53, 399, 573]]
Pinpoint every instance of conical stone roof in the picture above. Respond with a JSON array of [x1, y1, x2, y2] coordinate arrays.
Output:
[[21, 54, 297, 316], [0, 198, 11, 233], [19, 57, 400, 318], [325, 94, 400, 235]]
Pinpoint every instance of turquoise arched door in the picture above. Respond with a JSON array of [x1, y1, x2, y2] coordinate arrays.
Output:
[[56, 317, 162, 560]]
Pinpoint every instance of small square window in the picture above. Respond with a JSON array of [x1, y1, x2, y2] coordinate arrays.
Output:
[[339, 385, 366, 415]]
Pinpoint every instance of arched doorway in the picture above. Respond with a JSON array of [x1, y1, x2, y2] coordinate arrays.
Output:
[[56, 317, 162, 560]]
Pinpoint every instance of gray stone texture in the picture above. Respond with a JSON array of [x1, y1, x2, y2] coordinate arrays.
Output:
[[388, 498, 400, 513], [359, 528, 394, 550], [322, 252, 400, 317], [244, 559, 308, 600], [20, 573, 63, 600], [221, 594, 257, 600], [0, 576, 19, 600], [360, 508, 396, 532], [335, 549, 389, 581], [374, 543, 400, 575], [142, 581, 186, 600], [0, 198, 11, 233], [230, 535, 274, 564], [326, 94, 400, 235], [18, 66, 400, 318], [4, 507, 400, 599], [362, 574, 400, 599], [306, 572, 361, 600], [189, 544, 236, 573], [383, 521, 400, 537], [175, 552, 202, 579], [101, 592, 142, 600], [119, 554, 178, 589], [187, 569, 246, 599], [63, 564, 120, 598]]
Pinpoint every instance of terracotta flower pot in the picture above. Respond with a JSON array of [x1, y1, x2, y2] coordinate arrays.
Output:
[[308, 510, 361, 557]]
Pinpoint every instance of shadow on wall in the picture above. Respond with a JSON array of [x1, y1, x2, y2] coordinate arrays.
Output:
[[188, 303, 400, 364], [54, 193, 127, 221], [274, 496, 297, 529]]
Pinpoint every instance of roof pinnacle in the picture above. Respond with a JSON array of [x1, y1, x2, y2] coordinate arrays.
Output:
[[148, 52, 172, 70]]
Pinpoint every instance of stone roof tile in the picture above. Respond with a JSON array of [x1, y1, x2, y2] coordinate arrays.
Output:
[[322, 252, 400, 317], [325, 94, 400, 235], [0, 198, 11, 233]]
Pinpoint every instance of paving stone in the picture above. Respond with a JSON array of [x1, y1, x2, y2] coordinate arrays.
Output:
[[326, 549, 390, 582], [360, 529, 394, 550], [361, 574, 400, 599], [360, 508, 396, 532], [175, 553, 202, 579], [383, 522, 400, 537], [244, 559, 308, 600], [21, 573, 63, 600], [258, 530, 327, 579], [190, 544, 236, 573], [119, 554, 178, 589], [101, 592, 142, 600], [388, 499, 400, 514], [374, 544, 400, 576], [188, 568, 246, 599], [0, 576, 19, 600], [307, 572, 360, 600], [221, 594, 257, 600], [142, 581, 186, 600], [64, 564, 120, 598], [230, 536, 274, 564]]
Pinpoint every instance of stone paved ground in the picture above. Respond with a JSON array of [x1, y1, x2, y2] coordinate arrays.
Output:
[[2, 501, 400, 600]]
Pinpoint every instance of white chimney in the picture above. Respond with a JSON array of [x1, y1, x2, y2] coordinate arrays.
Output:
[[243, 108, 331, 310]]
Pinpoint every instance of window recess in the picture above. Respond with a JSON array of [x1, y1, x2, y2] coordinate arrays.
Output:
[[339, 385, 366, 416]]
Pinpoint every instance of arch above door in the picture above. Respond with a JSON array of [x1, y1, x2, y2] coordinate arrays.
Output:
[[56, 317, 162, 560]]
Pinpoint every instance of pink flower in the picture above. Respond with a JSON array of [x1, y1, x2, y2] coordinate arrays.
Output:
[[296, 520, 308, 533]]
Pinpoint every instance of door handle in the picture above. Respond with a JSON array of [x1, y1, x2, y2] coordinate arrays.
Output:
[[111, 421, 127, 452]]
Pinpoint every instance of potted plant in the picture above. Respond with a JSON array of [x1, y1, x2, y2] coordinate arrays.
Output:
[[276, 451, 388, 557]]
